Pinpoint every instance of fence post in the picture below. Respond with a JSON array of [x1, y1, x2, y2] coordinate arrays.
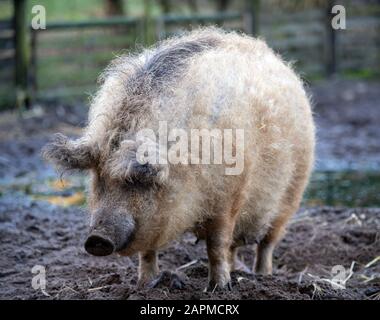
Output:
[[143, 0, 155, 45], [325, 0, 337, 76], [14, 0, 30, 109], [30, 29, 37, 101], [246, 0, 260, 36]]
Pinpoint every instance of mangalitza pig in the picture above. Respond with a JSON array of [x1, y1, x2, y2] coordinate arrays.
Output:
[[43, 27, 315, 290]]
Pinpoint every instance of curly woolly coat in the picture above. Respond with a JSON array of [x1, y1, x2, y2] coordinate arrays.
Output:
[[44, 27, 315, 289]]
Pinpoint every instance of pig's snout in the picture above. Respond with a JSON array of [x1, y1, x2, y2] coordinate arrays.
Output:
[[85, 211, 135, 257], [85, 233, 115, 256]]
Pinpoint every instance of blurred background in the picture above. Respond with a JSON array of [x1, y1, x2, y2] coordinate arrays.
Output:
[[0, 0, 379, 207]]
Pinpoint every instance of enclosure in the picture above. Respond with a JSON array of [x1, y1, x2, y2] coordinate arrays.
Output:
[[0, 0, 379, 300]]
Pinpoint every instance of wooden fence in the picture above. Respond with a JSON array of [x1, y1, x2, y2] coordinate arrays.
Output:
[[23, 7, 252, 106], [30, 16, 143, 101], [1, 0, 379, 109], [0, 15, 16, 108]]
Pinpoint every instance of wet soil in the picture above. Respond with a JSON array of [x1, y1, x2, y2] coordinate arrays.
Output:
[[312, 79, 380, 169], [0, 198, 379, 300], [0, 79, 379, 300]]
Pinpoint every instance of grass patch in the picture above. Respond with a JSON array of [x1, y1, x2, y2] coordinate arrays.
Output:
[[305, 170, 380, 207], [342, 69, 380, 80]]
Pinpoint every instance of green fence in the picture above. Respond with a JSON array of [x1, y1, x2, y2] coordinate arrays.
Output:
[[1, 0, 379, 109]]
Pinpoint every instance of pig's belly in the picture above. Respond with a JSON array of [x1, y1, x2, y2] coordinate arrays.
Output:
[[233, 207, 276, 245], [190, 201, 278, 246]]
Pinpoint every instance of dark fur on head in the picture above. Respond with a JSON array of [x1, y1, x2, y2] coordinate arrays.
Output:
[[105, 35, 220, 97], [44, 33, 219, 181], [140, 37, 219, 86], [42, 133, 98, 171], [102, 35, 220, 134], [107, 140, 169, 185]]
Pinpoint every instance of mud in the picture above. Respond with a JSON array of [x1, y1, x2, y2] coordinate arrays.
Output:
[[312, 79, 380, 169], [0, 198, 379, 300], [0, 79, 379, 300]]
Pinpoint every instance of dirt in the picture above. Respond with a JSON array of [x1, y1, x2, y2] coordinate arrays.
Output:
[[0, 79, 379, 300], [311, 79, 380, 169], [0, 198, 379, 300]]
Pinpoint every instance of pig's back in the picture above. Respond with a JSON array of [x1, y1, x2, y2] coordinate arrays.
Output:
[[88, 28, 315, 241], [156, 29, 315, 239]]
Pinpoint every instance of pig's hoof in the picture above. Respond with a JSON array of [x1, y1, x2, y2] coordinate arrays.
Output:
[[148, 270, 186, 290], [206, 280, 232, 292]]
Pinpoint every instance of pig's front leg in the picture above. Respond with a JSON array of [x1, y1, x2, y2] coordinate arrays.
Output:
[[205, 216, 236, 291], [137, 250, 159, 287], [138, 250, 186, 290]]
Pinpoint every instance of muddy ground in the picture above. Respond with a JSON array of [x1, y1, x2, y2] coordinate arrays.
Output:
[[0, 199, 379, 300], [312, 79, 380, 169], [0, 79, 379, 300]]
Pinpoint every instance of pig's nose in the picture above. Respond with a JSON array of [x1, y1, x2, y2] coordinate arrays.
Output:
[[84, 234, 115, 256]]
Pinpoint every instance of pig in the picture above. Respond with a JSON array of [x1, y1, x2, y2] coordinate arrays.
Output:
[[43, 27, 315, 290]]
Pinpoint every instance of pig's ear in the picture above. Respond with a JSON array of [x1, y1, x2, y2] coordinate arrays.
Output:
[[42, 133, 98, 171], [109, 140, 169, 185]]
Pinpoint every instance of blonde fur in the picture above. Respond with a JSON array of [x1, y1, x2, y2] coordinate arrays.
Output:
[[45, 27, 315, 288]]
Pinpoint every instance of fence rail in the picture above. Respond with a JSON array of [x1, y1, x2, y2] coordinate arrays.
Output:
[[44, 17, 141, 30], [27, 11, 248, 104], [160, 11, 245, 24]]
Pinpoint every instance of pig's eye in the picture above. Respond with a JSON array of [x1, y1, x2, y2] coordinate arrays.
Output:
[[133, 163, 157, 177]]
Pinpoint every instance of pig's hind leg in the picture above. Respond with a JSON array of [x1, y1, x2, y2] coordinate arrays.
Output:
[[255, 171, 308, 275], [229, 245, 252, 274], [255, 208, 297, 275]]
